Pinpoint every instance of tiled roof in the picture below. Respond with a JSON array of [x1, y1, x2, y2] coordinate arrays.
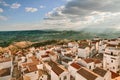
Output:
[[38, 69, 48, 77], [70, 62, 81, 69], [0, 67, 11, 77], [62, 59, 72, 63], [111, 71, 119, 79], [64, 54, 75, 58], [52, 64, 64, 76], [93, 67, 107, 77], [27, 65, 38, 72], [83, 58, 101, 64], [41, 54, 49, 58], [77, 68, 97, 80]]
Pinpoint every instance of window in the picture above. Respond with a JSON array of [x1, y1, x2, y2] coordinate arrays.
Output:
[[113, 67, 115, 69], [111, 52, 113, 55], [35, 71, 37, 74], [89, 66, 91, 69], [111, 60, 113, 63], [64, 76, 67, 80]]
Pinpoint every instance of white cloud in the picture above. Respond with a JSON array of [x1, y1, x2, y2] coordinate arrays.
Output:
[[0, 15, 7, 21], [0, 0, 10, 7], [0, 8, 3, 13], [25, 7, 38, 12], [40, 5, 45, 9], [42, 0, 120, 30], [11, 3, 21, 9]]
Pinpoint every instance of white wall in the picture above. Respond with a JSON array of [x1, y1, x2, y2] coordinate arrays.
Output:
[[68, 65, 78, 78], [51, 70, 59, 80], [0, 61, 11, 69], [25, 71, 39, 80], [0, 75, 11, 80]]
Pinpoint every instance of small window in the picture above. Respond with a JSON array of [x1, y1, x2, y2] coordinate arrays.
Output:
[[89, 66, 91, 69], [113, 67, 115, 69], [111, 60, 113, 63], [111, 52, 113, 55], [35, 71, 37, 74], [64, 76, 67, 80]]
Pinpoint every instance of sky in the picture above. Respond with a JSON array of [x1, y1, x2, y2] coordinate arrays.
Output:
[[0, 0, 120, 31]]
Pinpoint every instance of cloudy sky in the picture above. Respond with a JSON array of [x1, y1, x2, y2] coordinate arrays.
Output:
[[0, 0, 120, 31]]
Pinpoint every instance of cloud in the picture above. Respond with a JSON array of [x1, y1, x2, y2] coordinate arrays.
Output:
[[0, 8, 3, 13], [0, 0, 10, 7], [0, 15, 8, 21], [42, 0, 120, 30], [0, 1, 21, 9], [11, 3, 21, 9], [25, 7, 38, 12], [40, 5, 45, 9]]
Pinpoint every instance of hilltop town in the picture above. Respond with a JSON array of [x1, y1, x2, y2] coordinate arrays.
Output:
[[0, 37, 120, 80]]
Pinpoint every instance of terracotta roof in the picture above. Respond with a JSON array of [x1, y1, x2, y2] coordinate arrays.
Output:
[[79, 43, 90, 49], [64, 54, 75, 58], [29, 56, 39, 62], [62, 59, 72, 63], [41, 54, 49, 58], [27, 65, 38, 72], [52, 64, 64, 76], [92, 59, 101, 64], [70, 62, 81, 69], [83, 58, 94, 63], [83, 58, 101, 64], [107, 44, 117, 47], [111, 71, 119, 79], [22, 62, 39, 68], [77, 68, 97, 80], [0, 67, 11, 77], [48, 60, 58, 67], [93, 67, 107, 77], [48, 61, 64, 76], [46, 51, 56, 56], [38, 69, 48, 77]]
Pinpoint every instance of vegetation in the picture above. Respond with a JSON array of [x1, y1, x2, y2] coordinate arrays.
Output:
[[0, 30, 120, 47]]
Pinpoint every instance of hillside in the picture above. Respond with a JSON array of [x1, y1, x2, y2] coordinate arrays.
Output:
[[0, 29, 120, 47]]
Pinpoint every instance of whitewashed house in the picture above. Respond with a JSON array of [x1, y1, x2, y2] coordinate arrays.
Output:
[[46, 51, 58, 61], [38, 69, 48, 80], [77, 46, 90, 58], [23, 65, 39, 80], [40, 54, 50, 61], [68, 62, 81, 78], [0, 58, 11, 69], [51, 64, 70, 80], [103, 44, 120, 73], [44, 61, 70, 80], [68, 42, 79, 48], [77, 58, 102, 70]]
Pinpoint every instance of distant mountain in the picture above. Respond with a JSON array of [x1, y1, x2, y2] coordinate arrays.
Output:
[[0, 28, 119, 47]]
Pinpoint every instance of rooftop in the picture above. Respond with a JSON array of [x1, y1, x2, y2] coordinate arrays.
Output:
[[77, 68, 98, 80], [70, 62, 81, 69], [93, 67, 107, 77], [52, 64, 64, 76]]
